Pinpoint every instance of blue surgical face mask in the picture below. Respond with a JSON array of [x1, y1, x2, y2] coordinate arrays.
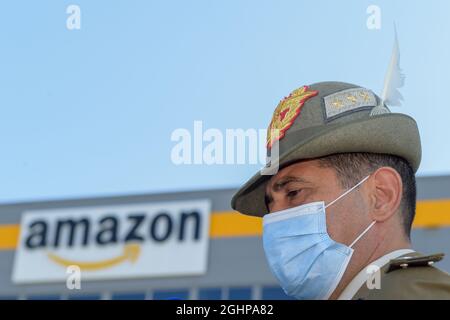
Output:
[[262, 175, 375, 300]]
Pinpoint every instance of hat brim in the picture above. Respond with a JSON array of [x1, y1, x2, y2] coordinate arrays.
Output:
[[231, 113, 421, 217]]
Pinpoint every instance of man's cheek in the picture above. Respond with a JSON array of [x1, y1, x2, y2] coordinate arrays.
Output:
[[325, 212, 343, 242]]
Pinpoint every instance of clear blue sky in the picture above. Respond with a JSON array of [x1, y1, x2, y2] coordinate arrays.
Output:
[[1, 1, 449, 203]]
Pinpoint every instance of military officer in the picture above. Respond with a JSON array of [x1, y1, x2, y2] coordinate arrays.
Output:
[[231, 81, 450, 300]]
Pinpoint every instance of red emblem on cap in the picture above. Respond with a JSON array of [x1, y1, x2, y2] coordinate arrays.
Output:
[[266, 85, 319, 149]]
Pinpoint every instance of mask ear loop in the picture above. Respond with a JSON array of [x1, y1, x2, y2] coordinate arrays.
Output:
[[325, 175, 370, 209], [349, 220, 377, 248], [323, 175, 374, 248]]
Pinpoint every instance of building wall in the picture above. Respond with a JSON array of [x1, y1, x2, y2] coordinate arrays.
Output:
[[0, 175, 449, 300]]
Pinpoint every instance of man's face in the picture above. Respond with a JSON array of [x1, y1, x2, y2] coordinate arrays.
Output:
[[264, 159, 371, 247]]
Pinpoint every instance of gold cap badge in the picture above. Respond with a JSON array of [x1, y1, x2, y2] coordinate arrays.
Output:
[[266, 85, 318, 149]]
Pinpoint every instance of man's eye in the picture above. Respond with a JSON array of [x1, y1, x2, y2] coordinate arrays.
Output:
[[287, 189, 301, 198]]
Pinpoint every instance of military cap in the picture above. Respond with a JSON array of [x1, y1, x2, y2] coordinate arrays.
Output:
[[231, 81, 421, 217]]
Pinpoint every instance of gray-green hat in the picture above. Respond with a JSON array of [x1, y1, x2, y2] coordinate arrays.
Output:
[[231, 81, 421, 217]]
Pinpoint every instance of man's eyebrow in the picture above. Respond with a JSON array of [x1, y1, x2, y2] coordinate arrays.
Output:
[[272, 176, 310, 192]]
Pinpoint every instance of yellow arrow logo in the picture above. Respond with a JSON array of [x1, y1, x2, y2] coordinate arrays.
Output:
[[46, 243, 141, 271]]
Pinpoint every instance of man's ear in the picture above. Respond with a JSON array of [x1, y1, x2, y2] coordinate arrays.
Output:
[[368, 167, 403, 222]]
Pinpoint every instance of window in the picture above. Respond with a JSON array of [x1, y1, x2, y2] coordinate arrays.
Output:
[[153, 289, 189, 300], [228, 287, 252, 300], [198, 288, 222, 300], [261, 286, 294, 300], [111, 292, 146, 300]]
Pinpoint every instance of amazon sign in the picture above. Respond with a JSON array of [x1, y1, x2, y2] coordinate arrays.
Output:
[[12, 199, 211, 283]]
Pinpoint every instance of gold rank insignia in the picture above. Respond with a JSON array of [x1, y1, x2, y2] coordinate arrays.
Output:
[[266, 85, 318, 149], [323, 87, 377, 121]]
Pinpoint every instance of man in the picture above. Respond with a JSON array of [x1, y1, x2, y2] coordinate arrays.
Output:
[[231, 81, 450, 300]]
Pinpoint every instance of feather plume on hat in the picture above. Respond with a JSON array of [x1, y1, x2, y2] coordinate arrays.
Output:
[[371, 24, 406, 116]]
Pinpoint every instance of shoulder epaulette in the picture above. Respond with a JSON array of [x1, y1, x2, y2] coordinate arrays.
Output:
[[386, 253, 445, 273]]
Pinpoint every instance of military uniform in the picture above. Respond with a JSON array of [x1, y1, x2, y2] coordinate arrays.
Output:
[[230, 81, 450, 300], [352, 252, 450, 300]]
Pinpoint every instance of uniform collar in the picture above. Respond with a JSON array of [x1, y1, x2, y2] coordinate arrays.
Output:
[[337, 248, 415, 300]]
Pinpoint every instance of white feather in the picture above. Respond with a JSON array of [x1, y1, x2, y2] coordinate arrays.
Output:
[[381, 25, 405, 106]]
